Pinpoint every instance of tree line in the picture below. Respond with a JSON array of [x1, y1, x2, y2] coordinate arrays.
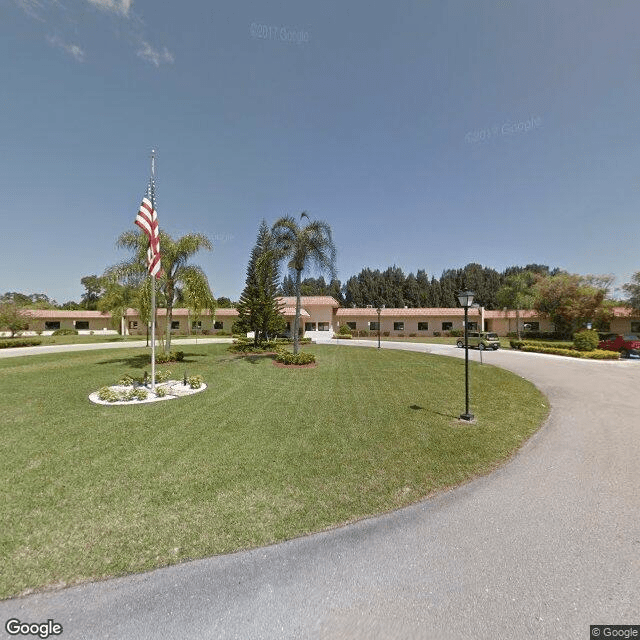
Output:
[[281, 263, 564, 310]]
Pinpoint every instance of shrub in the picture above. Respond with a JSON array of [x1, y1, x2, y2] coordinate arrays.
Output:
[[448, 329, 463, 337], [338, 325, 352, 336], [118, 374, 136, 387], [382, 331, 390, 337], [155, 369, 171, 383], [52, 328, 78, 336], [585, 350, 619, 360], [519, 345, 619, 359], [155, 387, 167, 397], [333, 333, 351, 339], [186, 375, 204, 389], [511, 340, 574, 350], [228, 340, 280, 353], [433, 331, 441, 337], [275, 351, 316, 365], [98, 387, 121, 402], [573, 329, 599, 352], [0, 338, 42, 349], [397, 333, 405, 338], [409, 333, 417, 337], [155, 351, 184, 364]]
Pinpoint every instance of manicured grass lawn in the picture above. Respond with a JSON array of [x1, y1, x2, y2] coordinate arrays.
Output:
[[0, 343, 548, 599]]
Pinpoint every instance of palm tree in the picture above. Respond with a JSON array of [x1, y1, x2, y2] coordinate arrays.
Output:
[[271, 212, 337, 354], [109, 230, 214, 351]]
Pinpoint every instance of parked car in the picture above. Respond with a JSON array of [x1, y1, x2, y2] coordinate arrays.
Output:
[[456, 331, 501, 350], [597, 333, 640, 358]]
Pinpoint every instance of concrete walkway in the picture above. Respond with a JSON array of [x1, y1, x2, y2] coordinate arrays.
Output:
[[0, 337, 233, 358], [1, 342, 638, 639]]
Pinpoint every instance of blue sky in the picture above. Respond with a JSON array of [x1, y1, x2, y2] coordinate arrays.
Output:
[[2, 0, 640, 303]]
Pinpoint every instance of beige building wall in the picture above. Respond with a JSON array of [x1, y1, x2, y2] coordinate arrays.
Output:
[[336, 311, 482, 337], [301, 304, 335, 334], [484, 316, 555, 336]]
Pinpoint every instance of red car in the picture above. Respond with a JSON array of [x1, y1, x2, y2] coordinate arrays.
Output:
[[598, 333, 640, 358]]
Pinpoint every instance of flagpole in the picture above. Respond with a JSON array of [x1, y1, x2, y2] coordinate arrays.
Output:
[[150, 149, 157, 390]]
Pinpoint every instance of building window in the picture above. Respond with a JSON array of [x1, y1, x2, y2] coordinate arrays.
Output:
[[369, 321, 380, 331], [346, 322, 356, 330], [192, 321, 202, 330], [305, 322, 316, 331], [171, 321, 180, 330], [214, 321, 223, 330], [467, 322, 478, 331], [442, 322, 453, 331], [631, 321, 640, 333], [128, 321, 138, 330], [393, 322, 404, 331], [318, 322, 329, 331], [75, 321, 89, 330], [418, 322, 429, 331], [45, 321, 60, 330]]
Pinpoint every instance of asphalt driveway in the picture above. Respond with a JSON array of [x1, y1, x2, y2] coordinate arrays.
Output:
[[1, 342, 638, 639]]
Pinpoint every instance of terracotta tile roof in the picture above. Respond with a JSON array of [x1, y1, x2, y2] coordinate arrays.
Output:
[[24, 310, 111, 319], [278, 296, 340, 307], [336, 307, 481, 317], [281, 307, 311, 317], [124, 307, 238, 317], [483, 309, 540, 319]]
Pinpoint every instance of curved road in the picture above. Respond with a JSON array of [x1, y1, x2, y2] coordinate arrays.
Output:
[[1, 341, 638, 639]]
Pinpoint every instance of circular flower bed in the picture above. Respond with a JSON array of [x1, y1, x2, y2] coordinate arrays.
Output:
[[89, 379, 206, 405]]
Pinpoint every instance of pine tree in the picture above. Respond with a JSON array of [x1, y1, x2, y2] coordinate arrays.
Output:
[[237, 221, 285, 346]]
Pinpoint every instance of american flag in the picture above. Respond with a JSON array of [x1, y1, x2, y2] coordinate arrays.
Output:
[[135, 194, 162, 278]]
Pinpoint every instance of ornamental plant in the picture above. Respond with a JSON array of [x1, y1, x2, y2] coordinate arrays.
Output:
[[275, 350, 316, 365], [187, 375, 204, 389], [573, 329, 599, 351]]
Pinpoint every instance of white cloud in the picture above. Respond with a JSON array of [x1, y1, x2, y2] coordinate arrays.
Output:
[[136, 40, 174, 67], [47, 35, 85, 61], [86, 0, 132, 17], [14, 0, 46, 20]]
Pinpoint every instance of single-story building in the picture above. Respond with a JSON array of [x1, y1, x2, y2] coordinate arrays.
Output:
[[6, 299, 640, 338]]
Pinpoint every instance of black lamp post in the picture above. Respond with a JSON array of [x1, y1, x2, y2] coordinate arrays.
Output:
[[376, 307, 381, 349], [458, 291, 475, 422]]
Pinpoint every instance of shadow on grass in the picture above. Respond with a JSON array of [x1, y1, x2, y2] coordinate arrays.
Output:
[[409, 404, 458, 419], [95, 352, 207, 367], [241, 353, 277, 365]]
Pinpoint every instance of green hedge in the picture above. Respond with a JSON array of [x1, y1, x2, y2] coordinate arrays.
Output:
[[154, 351, 184, 363], [510, 340, 574, 350], [52, 328, 78, 336], [228, 340, 280, 353], [0, 338, 43, 349], [275, 350, 316, 365], [520, 345, 619, 359]]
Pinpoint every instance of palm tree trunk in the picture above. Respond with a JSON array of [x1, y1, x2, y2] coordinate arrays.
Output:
[[165, 283, 174, 352], [294, 269, 302, 355]]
